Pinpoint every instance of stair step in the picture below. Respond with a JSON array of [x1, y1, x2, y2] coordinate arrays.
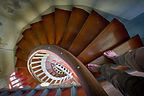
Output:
[[77, 87, 86, 96], [27, 78, 40, 88], [90, 35, 143, 65], [55, 8, 71, 45], [31, 21, 48, 45], [15, 58, 27, 68], [69, 10, 109, 56], [17, 39, 35, 53], [60, 8, 89, 49], [113, 34, 143, 54], [15, 48, 29, 61], [23, 29, 41, 47], [42, 12, 55, 44], [78, 19, 130, 64]]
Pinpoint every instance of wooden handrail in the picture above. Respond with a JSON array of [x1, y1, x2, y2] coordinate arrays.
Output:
[[30, 45, 108, 96]]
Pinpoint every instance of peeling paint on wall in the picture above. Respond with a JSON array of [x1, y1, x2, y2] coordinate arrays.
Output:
[[0, 37, 7, 47], [0, 0, 31, 15]]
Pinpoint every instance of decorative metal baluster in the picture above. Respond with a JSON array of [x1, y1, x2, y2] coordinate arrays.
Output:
[[71, 86, 77, 96], [31, 65, 41, 69], [56, 88, 62, 96], [41, 89, 49, 96], [26, 89, 36, 96], [13, 90, 23, 96]]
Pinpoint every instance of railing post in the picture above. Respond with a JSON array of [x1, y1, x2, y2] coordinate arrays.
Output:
[[41, 88, 49, 96], [26, 89, 36, 96], [0, 91, 9, 96], [13, 90, 23, 96], [56, 88, 62, 96], [71, 86, 77, 96]]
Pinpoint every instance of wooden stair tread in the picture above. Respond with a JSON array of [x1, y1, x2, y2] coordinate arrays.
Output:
[[55, 8, 71, 45], [69, 10, 109, 56], [90, 35, 143, 65], [17, 38, 35, 53], [15, 48, 29, 61], [16, 58, 27, 68], [42, 13, 55, 44], [78, 19, 130, 65], [31, 21, 48, 45], [61, 88, 71, 96], [60, 8, 89, 49], [23, 29, 40, 47], [77, 87, 87, 96]]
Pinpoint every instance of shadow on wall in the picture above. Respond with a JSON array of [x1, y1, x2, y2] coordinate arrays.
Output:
[[0, 49, 15, 88], [125, 12, 144, 44]]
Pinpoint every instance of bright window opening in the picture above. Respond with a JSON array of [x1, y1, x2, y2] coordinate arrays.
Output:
[[9, 72, 24, 89]]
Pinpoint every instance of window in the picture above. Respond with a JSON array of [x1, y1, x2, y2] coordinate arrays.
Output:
[[9, 72, 24, 89]]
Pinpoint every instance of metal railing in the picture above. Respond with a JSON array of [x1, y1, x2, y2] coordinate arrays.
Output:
[[27, 49, 78, 86]]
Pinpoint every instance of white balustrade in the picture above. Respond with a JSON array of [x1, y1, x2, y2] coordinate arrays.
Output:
[[45, 78, 50, 82], [41, 75, 47, 81], [31, 65, 41, 69], [28, 50, 76, 85], [32, 57, 46, 59], [34, 69, 42, 74], [37, 72, 44, 77], [31, 61, 41, 64]]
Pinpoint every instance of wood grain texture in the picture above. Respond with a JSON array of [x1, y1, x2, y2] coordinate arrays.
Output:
[[78, 19, 130, 65], [17, 38, 35, 53], [31, 21, 48, 45], [15, 48, 29, 61], [55, 8, 71, 45], [22, 29, 40, 47], [15, 58, 27, 68], [60, 8, 89, 49], [42, 12, 55, 44], [69, 10, 109, 56], [61, 88, 71, 96], [77, 87, 87, 96], [90, 35, 143, 66]]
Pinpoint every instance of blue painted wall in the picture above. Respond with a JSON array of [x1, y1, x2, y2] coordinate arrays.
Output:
[[125, 13, 144, 44], [95, 9, 144, 44]]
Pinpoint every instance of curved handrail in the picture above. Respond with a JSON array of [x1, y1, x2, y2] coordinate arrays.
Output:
[[27, 50, 75, 85], [28, 45, 108, 96]]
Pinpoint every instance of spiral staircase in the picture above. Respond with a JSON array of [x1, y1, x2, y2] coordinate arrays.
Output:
[[0, 6, 143, 96]]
